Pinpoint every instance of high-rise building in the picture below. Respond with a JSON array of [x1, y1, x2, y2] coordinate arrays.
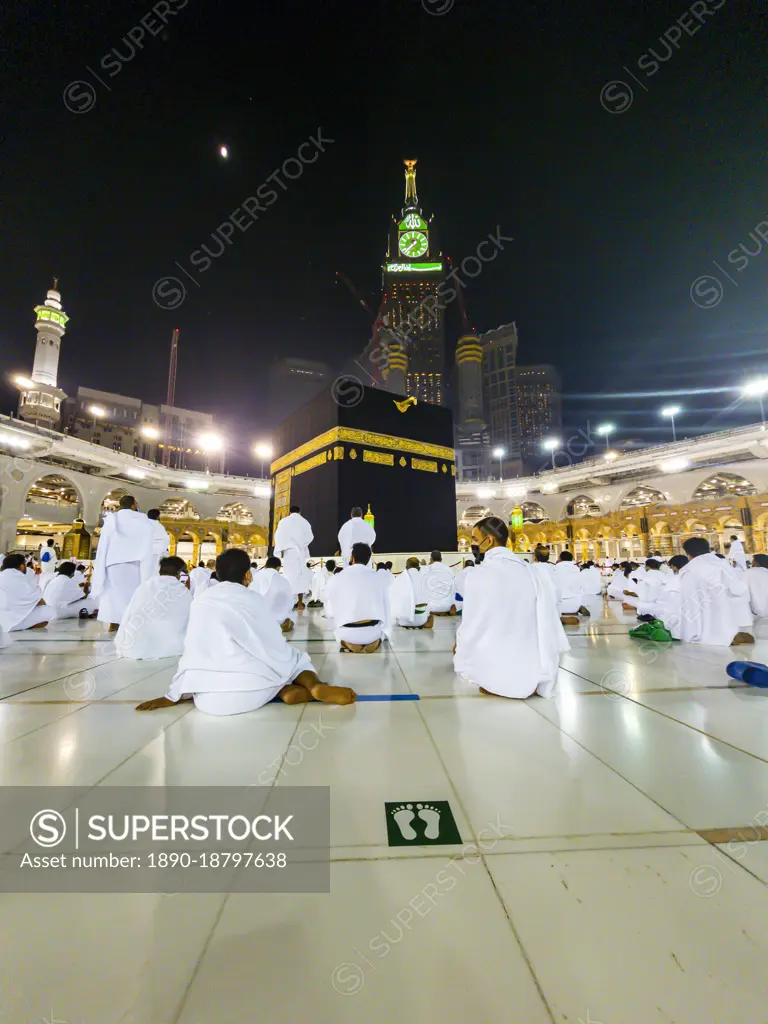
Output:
[[480, 323, 522, 472], [15, 279, 69, 428], [516, 363, 562, 467], [380, 160, 446, 405], [268, 358, 330, 421], [454, 333, 490, 481], [60, 387, 224, 472]]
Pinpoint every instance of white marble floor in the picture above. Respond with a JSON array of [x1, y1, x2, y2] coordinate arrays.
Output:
[[2, 604, 768, 1022]]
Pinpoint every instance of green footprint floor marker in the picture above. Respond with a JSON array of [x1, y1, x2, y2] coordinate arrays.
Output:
[[385, 801, 462, 847]]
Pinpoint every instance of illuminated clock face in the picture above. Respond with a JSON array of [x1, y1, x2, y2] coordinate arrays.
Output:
[[399, 230, 428, 258]]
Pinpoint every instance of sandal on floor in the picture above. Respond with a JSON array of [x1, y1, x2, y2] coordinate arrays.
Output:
[[726, 661, 768, 687]]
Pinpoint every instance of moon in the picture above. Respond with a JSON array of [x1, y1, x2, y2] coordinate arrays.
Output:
[[219, 145, 229, 159]]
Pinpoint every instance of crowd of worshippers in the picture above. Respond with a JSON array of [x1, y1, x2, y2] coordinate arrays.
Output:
[[532, 532, 759, 646], [0, 493, 764, 714]]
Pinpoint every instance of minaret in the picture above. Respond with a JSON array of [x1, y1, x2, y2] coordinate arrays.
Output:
[[15, 279, 69, 428], [456, 334, 485, 427]]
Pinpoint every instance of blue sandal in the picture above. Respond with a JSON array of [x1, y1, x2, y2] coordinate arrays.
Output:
[[726, 661, 768, 687]]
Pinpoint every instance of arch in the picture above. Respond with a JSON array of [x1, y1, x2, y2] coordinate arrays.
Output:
[[692, 472, 757, 501], [618, 486, 667, 510], [460, 505, 491, 526], [158, 497, 200, 520], [566, 494, 601, 518], [24, 473, 83, 513], [515, 533, 532, 552], [521, 501, 549, 523], [216, 502, 254, 525], [101, 487, 129, 516]]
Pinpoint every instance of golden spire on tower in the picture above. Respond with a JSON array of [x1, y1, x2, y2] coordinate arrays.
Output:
[[404, 159, 418, 208]]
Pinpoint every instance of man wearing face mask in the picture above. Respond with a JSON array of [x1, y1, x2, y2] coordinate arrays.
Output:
[[454, 516, 569, 699]]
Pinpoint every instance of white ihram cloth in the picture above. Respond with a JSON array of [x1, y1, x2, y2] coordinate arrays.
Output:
[[309, 565, 329, 602], [635, 571, 666, 615], [249, 568, 294, 625], [455, 547, 569, 699], [193, 577, 218, 599], [189, 566, 212, 594], [729, 539, 747, 571], [337, 517, 376, 565], [330, 563, 390, 646], [92, 509, 156, 624], [580, 566, 603, 596], [553, 561, 584, 614], [454, 565, 474, 609], [39, 547, 57, 574], [422, 562, 456, 613], [639, 574, 683, 638], [166, 582, 313, 716], [607, 572, 631, 601], [0, 568, 48, 633], [43, 574, 97, 619], [149, 519, 171, 561], [115, 575, 192, 659], [678, 552, 750, 646], [273, 512, 314, 597], [389, 568, 430, 627], [748, 566, 768, 617]]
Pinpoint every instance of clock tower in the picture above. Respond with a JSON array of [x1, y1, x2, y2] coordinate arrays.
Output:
[[380, 160, 446, 406]]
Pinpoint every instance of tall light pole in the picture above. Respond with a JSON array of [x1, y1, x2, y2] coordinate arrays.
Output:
[[542, 436, 561, 470], [596, 422, 615, 451], [198, 432, 224, 474], [88, 404, 106, 436], [254, 442, 273, 479], [742, 378, 768, 430], [492, 446, 506, 482], [660, 405, 681, 442]]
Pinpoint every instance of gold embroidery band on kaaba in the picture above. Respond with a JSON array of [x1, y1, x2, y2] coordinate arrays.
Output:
[[270, 427, 455, 475], [363, 450, 394, 466]]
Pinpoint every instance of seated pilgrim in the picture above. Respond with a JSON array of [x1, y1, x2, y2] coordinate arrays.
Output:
[[389, 557, 434, 629], [580, 561, 603, 596], [635, 554, 688, 636], [453, 558, 475, 611], [330, 542, 390, 653], [249, 556, 295, 632], [115, 556, 192, 660], [552, 550, 587, 624], [44, 561, 99, 619], [748, 553, 768, 617], [188, 562, 212, 595], [136, 549, 356, 715], [309, 558, 336, 607], [422, 550, 457, 615], [632, 559, 666, 618], [454, 516, 569, 699], [0, 553, 50, 633], [678, 537, 754, 646]]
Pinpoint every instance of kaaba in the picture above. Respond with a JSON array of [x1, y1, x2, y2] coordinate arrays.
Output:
[[269, 385, 457, 555]]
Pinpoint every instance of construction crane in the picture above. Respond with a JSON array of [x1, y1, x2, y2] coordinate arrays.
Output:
[[335, 271, 388, 386], [162, 328, 179, 468], [447, 256, 476, 337]]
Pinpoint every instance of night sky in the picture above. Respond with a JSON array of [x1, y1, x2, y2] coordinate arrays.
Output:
[[2, 0, 768, 468]]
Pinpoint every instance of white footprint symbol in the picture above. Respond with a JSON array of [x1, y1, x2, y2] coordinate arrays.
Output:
[[391, 804, 417, 841], [416, 802, 441, 840]]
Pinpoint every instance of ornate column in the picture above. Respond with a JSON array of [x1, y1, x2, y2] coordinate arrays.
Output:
[[639, 510, 650, 558], [740, 497, 755, 553]]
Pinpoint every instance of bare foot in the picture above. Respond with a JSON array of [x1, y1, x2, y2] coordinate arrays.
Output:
[[281, 618, 294, 633], [561, 615, 580, 625], [479, 687, 504, 697], [421, 614, 434, 630], [29, 621, 49, 630], [449, 605, 457, 616], [309, 682, 357, 705], [135, 696, 190, 711], [278, 684, 313, 704], [108, 623, 119, 632]]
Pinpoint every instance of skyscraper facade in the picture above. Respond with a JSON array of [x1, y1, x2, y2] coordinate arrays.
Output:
[[516, 363, 562, 466], [380, 160, 446, 405], [480, 323, 522, 470]]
